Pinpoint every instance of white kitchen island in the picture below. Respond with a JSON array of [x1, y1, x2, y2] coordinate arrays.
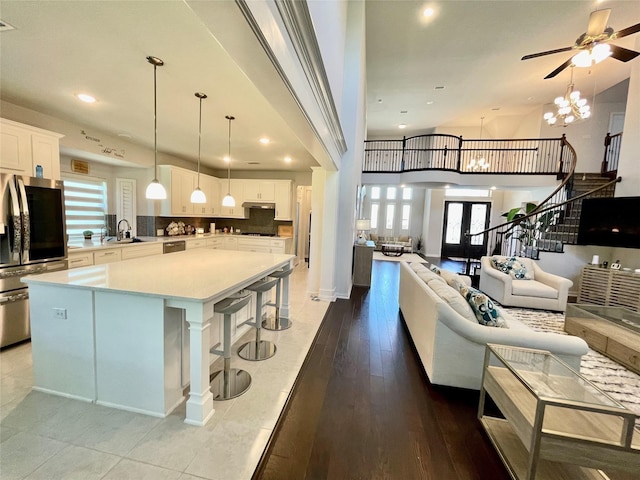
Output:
[[24, 249, 294, 426]]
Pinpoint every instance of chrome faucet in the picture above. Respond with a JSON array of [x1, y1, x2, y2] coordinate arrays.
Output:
[[117, 219, 131, 241]]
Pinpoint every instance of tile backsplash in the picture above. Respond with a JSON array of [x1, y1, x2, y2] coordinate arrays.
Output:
[[135, 209, 292, 237]]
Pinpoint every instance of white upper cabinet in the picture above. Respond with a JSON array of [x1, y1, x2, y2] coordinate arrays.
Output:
[[0, 118, 63, 180], [199, 174, 219, 217], [159, 165, 195, 216], [218, 179, 246, 218], [244, 180, 275, 202], [274, 180, 292, 220]]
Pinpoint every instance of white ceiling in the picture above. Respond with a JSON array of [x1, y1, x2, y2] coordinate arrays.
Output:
[[1, 1, 639, 172], [366, 0, 639, 137]]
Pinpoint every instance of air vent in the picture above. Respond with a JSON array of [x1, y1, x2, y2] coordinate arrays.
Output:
[[0, 20, 16, 32], [247, 162, 260, 165]]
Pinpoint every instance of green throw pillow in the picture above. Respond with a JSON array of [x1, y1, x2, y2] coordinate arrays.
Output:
[[459, 284, 506, 327]]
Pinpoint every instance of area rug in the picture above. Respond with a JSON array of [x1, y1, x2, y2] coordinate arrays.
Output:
[[502, 306, 640, 426], [373, 251, 425, 263]]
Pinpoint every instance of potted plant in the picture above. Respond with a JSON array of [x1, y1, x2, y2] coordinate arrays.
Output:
[[83, 230, 94, 240], [502, 203, 557, 258]]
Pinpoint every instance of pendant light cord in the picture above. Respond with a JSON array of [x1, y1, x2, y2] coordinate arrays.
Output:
[[225, 115, 235, 194], [153, 62, 158, 179]]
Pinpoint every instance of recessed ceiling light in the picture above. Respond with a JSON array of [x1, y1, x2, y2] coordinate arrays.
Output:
[[224, 156, 230, 163], [423, 7, 434, 17], [284, 156, 292, 163], [444, 184, 450, 189], [259, 137, 270, 144], [426, 101, 434, 105], [399, 123, 407, 129], [117, 132, 132, 139], [76, 93, 96, 103], [491, 186, 497, 190]]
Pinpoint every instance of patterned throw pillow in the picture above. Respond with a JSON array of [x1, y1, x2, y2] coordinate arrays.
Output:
[[458, 284, 506, 327], [491, 256, 533, 280], [429, 264, 441, 275]]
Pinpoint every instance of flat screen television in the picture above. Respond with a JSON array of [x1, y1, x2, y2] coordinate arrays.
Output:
[[577, 196, 640, 249]]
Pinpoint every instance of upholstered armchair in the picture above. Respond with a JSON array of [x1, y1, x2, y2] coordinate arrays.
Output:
[[479, 256, 573, 311]]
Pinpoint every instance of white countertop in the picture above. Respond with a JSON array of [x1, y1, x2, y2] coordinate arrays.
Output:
[[25, 249, 294, 302], [68, 233, 290, 253]]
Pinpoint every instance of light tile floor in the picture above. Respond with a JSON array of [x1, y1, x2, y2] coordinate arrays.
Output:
[[0, 263, 329, 480]]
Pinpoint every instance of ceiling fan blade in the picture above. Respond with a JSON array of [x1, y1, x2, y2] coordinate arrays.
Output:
[[521, 46, 573, 61], [613, 22, 640, 39], [544, 58, 573, 79], [586, 8, 611, 36], [609, 44, 640, 62]]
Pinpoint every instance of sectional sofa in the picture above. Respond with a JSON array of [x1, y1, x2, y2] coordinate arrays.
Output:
[[398, 261, 589, 390]]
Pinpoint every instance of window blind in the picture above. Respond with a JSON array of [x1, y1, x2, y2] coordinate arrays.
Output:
[[63, 178, 107, 239]]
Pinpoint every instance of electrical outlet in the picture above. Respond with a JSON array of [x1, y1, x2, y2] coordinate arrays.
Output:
[[53, 308, 67, 319]]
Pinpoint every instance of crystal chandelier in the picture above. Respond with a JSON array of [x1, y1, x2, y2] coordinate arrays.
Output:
[[543, 68, 591, 127], [468, 116, 489, 171]]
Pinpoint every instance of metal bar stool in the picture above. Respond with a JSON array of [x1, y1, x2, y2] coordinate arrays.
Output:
[[209, 291, 253, 400], [238, 277, 279, 361], [262, 267, 293, 331]]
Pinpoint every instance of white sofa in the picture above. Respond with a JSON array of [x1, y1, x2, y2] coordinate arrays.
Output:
[[398, 261, 588, 390], [479, 256, 573, 312], [369, 234, 413, 253]]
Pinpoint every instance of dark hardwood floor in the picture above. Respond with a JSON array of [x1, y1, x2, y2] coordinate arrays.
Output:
[[254, 260, 510, 480]]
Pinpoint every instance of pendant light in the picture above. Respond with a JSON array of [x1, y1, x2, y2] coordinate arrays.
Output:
[[221, 115, 236, 207], [190, 92, 207, 204], [145, 56, 167, 200], [468, 116, 489, 171]]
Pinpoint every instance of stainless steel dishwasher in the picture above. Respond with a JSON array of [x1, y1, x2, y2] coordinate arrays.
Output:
[[163, 240, 186, 254]]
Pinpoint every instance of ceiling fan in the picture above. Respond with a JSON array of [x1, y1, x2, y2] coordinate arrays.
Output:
[[521, 8, 640, 79]]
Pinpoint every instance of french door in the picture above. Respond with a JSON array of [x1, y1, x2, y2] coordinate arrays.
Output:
[[441, 201, 491, 259]]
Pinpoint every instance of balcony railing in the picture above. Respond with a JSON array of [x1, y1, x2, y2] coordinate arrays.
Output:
[[601, 131, 623, 177], [364, 134, 572, 177]]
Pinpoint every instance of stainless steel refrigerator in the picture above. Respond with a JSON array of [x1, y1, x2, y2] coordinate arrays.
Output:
[[1, 174, 68, 348]]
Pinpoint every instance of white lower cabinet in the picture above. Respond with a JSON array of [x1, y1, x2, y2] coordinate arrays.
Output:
[[67, 251, 94, 268], [93, 249, 122, 265], [121, 243, 163, 259], [237, 238, 271, 253], [223, 237, 238, 250], [185, 238, 207, 249], [206, 238, 223, 249]]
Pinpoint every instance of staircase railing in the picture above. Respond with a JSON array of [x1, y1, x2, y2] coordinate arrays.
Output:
[[463, 176, 621, 272], [364, 134, 571, 176]]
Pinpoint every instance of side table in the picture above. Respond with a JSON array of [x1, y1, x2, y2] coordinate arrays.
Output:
[[478, 344, 640, 480]]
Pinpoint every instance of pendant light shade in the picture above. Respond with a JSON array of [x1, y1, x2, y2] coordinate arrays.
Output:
[[145, 56, 167, 200], [222, 115, 235, 208], [190, 92, 207, 204]]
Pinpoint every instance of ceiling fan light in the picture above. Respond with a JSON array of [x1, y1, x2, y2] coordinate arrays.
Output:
[[592, 43, 612, 63], [190, 187, 206, 204], [146, 179, 167, 200], [572, 50, 592, 68]]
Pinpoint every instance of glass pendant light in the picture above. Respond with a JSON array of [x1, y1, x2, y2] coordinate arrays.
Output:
[[145, 56, 167, 200], [190, 92, 207, 204], [222, 115, 236, 207]]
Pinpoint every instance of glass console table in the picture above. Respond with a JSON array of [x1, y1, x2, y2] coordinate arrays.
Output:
[[478, 344, 640, 480]]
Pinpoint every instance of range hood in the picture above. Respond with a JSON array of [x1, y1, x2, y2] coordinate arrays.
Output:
[[242, 201, 276, 209]]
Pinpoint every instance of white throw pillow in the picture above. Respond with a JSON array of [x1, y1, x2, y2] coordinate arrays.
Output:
[[429, 280, 477, 322]]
